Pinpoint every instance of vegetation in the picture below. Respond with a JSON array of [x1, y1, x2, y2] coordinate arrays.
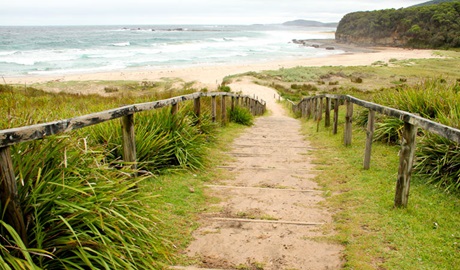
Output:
[[411, 0, 458, 8], [371, 79, 460, 192], [0, 82, 249, 269], [88, 107, 216, 173], [228, 106, 254, 126], [336, 1, 460, 48]]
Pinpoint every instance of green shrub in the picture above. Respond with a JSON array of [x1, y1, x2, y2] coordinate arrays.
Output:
[[218, 85, 231, 92], [88, 107, 216, 172], [1, 137, 171, 269], [228, 106, 254, 126], [372, 79, 460, 191], [373, 117, 404, 144], [416, 134, 460, 192]]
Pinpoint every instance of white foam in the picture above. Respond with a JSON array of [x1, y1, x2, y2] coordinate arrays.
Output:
[[0, 25, 341, 76], [111, 41, 131, 47]]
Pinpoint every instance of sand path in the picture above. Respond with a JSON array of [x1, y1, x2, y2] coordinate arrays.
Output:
[[172, 80, 342, 270]]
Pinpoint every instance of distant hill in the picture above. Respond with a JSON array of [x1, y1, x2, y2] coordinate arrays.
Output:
[[411, 0, 458, 7], [283, 20, 338, 27], [335, 1, 460, 48]]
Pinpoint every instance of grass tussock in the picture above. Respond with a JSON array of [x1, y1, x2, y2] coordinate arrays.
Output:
[[3, 136, 171, 269], [228, 106, 254, 126], [88, 105, 217, 173], [369, 79, 460, 192]]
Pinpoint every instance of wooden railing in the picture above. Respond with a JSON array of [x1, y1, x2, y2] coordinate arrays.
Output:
[[291, 94, 460, 208], [0, 91, 266, 245]]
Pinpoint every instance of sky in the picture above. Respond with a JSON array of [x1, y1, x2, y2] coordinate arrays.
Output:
[[1, 0, 427, 26]]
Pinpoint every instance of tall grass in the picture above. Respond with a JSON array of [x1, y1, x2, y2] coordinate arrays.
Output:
[[1, 136, 172, 269], [371, 79, 460, 192], [87, 104, 217, 173], [228, 106, 254, 126]]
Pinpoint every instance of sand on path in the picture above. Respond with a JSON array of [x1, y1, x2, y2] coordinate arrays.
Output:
[[172, 80, 342, 270]]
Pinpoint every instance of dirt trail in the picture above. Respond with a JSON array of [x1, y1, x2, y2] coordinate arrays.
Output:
[[172, 80, 343, 270]]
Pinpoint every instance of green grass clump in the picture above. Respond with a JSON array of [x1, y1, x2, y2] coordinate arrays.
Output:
[[371, 79, 460, 191], [88, 106, 217, 173], [228, 106, 254, 126], [1, 136, 171, 269]]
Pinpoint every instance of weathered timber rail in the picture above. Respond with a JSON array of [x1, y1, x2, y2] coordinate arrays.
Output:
[[292, 94, 460, 208], [0, 91, 266, 246]]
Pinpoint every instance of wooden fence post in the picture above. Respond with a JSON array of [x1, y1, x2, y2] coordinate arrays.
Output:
[[211, 96, 217, 122], [231, 96, 235, 112], [194, 96, 201, 118], [394, 122, 417, 208], [306, 100, 312, 119], [301, 101, 306, 118], [0, 146, 28, 246], [317, 98, 323, 132], [333, 99, 339, 135], [313, 98, 318, 121], [344, 100, 353, 146], [171, 102, 178, 115], [363, 110, 376, 170], [221, 95, 227, 125], [325, 97, 331, 128], [121, 114, 137, 171]]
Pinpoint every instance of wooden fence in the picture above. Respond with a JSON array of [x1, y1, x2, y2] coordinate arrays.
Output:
[[291, 94, 460, 208], [0, 91, 266, 245]]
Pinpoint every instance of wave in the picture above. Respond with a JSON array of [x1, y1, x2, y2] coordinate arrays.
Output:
[[27, 62, 128, 75], [0, 25, 342, 77], [111, 41, 131, 47], [0, 51, 18, 56]]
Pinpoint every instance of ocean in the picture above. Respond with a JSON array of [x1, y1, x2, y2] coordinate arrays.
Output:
[[0, 25, 340, 77]]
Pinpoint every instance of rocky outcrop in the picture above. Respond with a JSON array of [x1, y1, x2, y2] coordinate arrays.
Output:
[[335, 32, 410, 47]]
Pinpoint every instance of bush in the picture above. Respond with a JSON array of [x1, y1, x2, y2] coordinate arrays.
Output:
[[88, 106, 216, 172], [351, 77, 363, 83], [416, 134, 460, 192], [372, 79, 460, 191], [1, 137, 171, 269], [228, 106, 254, 126], [218, 85, 231, 92]]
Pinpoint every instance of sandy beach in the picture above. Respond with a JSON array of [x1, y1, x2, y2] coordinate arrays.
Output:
[[3, 45, 437, 93]]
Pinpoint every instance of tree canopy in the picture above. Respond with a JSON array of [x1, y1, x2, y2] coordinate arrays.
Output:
[[335, 2, 460, 48]]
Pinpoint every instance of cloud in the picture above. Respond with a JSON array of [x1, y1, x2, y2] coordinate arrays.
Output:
[[0, 0, 427, 25]]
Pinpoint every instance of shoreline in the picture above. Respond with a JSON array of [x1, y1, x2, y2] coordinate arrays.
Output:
[[3, 44, 437, 94]]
